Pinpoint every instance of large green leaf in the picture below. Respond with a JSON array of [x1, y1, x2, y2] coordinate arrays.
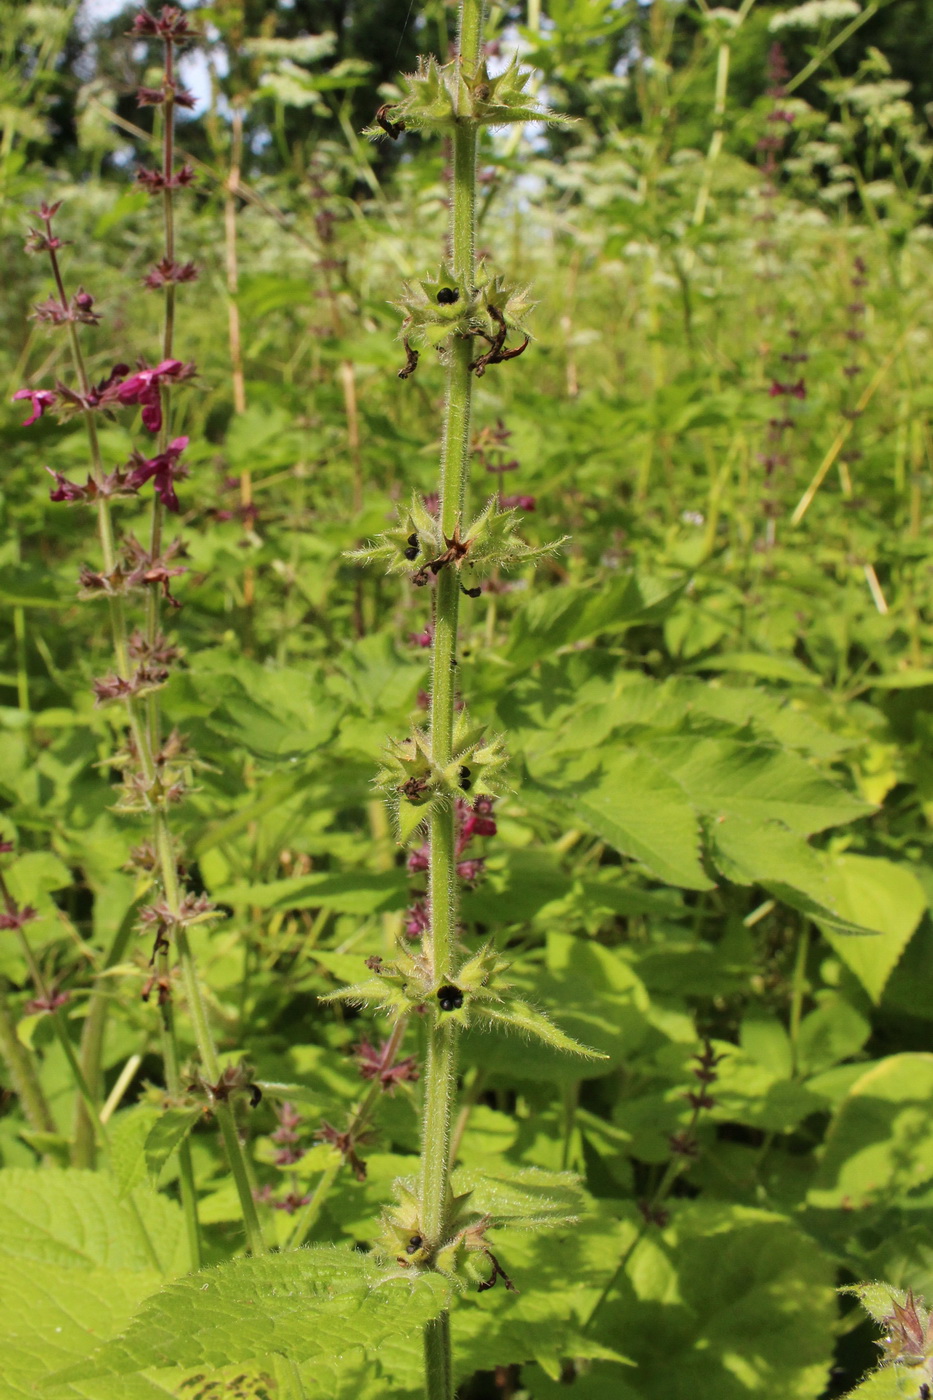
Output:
[[531, 748, 712, 890], [817, 855, 927, 1000], [588, 1202, 837, 1400], [809, 1054, 933, 1210], [53, 1248, 450, 1384], [507, 574, 686, 671], [643, 735, 871, 835], [212, 869, 408, 915], [0, 1168, 185, 1400]]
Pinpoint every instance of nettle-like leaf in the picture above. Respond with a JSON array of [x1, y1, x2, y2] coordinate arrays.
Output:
[[452, 1166, 586, 1231], [0, 1167, 185, 1399], [50, 1247, 451, 1385], [842, 1370, 930, 1398]]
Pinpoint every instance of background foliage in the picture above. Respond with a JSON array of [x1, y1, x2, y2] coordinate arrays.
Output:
[[3, 0, 933, 1397]]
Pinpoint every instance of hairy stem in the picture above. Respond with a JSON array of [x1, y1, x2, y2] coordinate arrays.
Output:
[[420, 4, 485, 1396]]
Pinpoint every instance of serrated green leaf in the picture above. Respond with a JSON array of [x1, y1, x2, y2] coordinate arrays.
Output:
[[507, 573, 686, 671], [144, 1108, 201, 1185], [452, 1165, 585, 1229], [539, 747, 712, 890], [587, 1202, 837, 1400], [110, 1105, 161, 1199], [0, 1168, 186, 1399], [645, 734, 871, 835], [842, 1367, 928, 1398], [0, 1168, 184, 1274], [52, 1248, 450, 1383], [212, 870, 408, 915], [818, 855, 927, 1001]]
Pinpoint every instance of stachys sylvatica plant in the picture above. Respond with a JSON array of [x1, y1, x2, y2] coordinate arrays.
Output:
[[13, 4, 598, 1399], [13, 6, 265, 1262], [341, 0, 602, 1392]]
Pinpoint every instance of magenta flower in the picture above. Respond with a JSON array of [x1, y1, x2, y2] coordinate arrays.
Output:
[[0, 905, 38, 931], [131, 7, 200, 42], [355, 1038, 420, 1092], [127, 435, 189, 511], [24, 990, 70, 1015], [501, 493, 536, 512], [116, 360, 191, 433], [404, 899, 430, 940], [46, 469, 89, 503], [13, 388, 56, 426], [407, 844, 430, 874], [769, 378, 806, 400], [142, 257, 198, 289], [136, 165, 196, 194]]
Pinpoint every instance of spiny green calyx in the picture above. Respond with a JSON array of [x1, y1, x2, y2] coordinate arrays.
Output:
[[375, 711, 508, 843], [366, 54, 558, 138], [349, 490, 565, 584], [381, 1177, 515, 1290], [323, 939, 605, 1063], [393, 261, 533, 359]]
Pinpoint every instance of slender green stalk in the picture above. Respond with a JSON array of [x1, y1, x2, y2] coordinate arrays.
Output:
[[175, 923, 265, 1257], [154, 968, 202, 1270], [286, 1019, 409, 1251], [0, 978, 56, 1135], [419, 5, 485, 1396], [73, 900, 138, 1167], [131, 31, 262, 1260], [788, 921, 810, 1080]]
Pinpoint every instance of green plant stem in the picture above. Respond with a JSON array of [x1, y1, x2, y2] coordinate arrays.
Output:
[[46, 231, 209, 1250], [175, 921, 266, 1257], [73, 899, 138, 1168], [0, 977, 56, 1136], [419, 1021, 458, 1250], [788, 921, 810, 1080], [155, 961, 202, 1271], [423, 1313, 453, 1400], [286, 1018, 408, 1250], [419, 6, 484, 1398]]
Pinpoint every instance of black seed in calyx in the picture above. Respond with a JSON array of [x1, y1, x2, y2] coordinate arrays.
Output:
[[437, 287, 459, 305], [459, 765, 472, 791], [406, 1235, 423, 1254], [437, 985, 464, 1012]]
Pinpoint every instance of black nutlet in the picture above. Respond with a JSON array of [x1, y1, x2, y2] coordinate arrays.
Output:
[[405, 1234, 423, 1255], [437, 287, 459, 305], [437, 984, 464, 1012], [459, 765, 472, 791]]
